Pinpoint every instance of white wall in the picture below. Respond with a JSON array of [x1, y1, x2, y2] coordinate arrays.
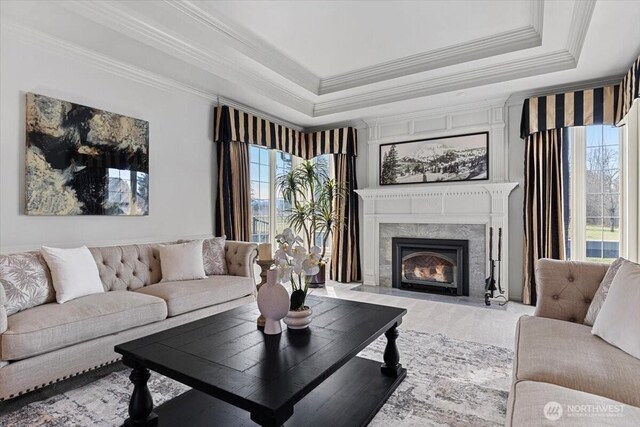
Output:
[[0, 29, 218, 253], [506, 103, 526, 302]]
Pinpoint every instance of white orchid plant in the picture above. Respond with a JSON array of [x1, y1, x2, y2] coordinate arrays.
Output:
[[274, 228, 321, 311]]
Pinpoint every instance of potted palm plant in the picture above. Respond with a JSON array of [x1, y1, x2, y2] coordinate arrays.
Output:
[[276, 160, 344, 286]]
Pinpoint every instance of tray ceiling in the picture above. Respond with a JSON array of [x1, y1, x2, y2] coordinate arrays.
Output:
[[1, 0, 639, 128]]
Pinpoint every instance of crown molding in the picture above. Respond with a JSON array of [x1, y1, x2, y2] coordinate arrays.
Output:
[[62, 0, 314, 116], [0, 20, 305, 132], [164, 0, 320, 95], [314, 50, 576, 116], [566, 0, 596, 60], [319, 1, 544, 95], [314, 0, 595, 116]]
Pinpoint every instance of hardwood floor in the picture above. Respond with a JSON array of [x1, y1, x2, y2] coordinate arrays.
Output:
[[313, 282, 534, 350]]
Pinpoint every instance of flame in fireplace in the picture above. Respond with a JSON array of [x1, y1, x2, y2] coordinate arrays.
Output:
[[402, 252, 455, 284]]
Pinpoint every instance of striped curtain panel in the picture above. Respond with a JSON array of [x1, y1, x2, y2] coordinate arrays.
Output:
[[331, 152, 362, 283], [523, 130, 566, 305], [215, 138, 251, 241], [615, 55, 640, 124]]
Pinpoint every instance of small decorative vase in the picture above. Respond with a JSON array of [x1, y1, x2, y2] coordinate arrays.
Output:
[[257, 270, 289, 335], [283, 306, 313, 330]]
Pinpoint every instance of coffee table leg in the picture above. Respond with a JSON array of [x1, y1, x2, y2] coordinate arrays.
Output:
[[124, 364, 158, 426], [381, 323, 402, 376]]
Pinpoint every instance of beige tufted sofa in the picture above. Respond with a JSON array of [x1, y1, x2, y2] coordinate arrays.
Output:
[[506, 259, 640, 425], [0, 239, 257, 401]]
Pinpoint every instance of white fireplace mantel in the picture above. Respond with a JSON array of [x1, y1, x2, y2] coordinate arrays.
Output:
[[355, 182, 518, 300]]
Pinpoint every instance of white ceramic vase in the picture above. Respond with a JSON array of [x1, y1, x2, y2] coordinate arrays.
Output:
[[283, 306, 313, 330], [256, 270, 289, 335]]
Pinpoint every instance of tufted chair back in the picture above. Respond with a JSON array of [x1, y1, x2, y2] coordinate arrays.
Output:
[[534, 258, 608, 323], [89, 244, 162, 291]]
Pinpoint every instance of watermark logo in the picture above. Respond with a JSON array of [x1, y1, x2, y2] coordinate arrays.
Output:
[[544, 401, 563, 421], [543, 401, 625, 421]]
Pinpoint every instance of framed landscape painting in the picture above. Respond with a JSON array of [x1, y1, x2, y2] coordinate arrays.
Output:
[[379, 132, 489, 186], [25, 93, 149, 215]]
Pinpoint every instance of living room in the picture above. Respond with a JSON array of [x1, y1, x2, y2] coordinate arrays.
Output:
[[1, 1, 639, 425]]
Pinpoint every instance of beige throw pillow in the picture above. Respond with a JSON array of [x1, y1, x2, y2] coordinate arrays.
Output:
[[41, 246, 104, 303], [591, 261, 640, 359], [584, 257, 626, 326], [159, 240, 206, 282]]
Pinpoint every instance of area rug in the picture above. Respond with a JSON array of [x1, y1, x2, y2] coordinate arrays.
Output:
[[0, 330, 513, 426]]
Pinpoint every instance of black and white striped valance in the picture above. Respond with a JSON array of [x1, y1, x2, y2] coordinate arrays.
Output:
[[521, 55, 640, 138], [520, 85, 618, 138], [214, 105, 357, 159], [615, 55, 640, 123], [306, 127, 358, 158], [214, 106, 307, 157]]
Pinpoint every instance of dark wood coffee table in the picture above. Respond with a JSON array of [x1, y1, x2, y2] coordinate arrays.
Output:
[[115, 296, 406, 427]]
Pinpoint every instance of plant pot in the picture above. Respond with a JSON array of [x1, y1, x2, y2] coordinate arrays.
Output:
[[283, 306, 312, 330], [308, 263, 326, 288]]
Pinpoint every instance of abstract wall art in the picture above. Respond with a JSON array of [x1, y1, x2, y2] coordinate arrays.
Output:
[[379, 132, 489, 185], [25, 93, 149, 215]]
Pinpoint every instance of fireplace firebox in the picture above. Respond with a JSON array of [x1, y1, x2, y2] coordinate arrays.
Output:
[[392, 237, 469, 296]]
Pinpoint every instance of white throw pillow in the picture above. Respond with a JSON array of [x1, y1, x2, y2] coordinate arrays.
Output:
[[41, 246, 105, 303], [592, 260, 640, 359], [159, 240, 206, 282]]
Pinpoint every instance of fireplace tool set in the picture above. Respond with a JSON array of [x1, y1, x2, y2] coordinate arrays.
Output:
[[484, 227, 506, 306]]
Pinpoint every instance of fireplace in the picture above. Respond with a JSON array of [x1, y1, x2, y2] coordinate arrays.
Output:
[[392, 237, 469, 296]]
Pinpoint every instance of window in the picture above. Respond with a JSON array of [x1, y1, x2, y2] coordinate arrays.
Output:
[[249, 148, 334, 249], [249, 146, 271, 243], [566, 125, 622, 262], [275, 151, 293, 236]]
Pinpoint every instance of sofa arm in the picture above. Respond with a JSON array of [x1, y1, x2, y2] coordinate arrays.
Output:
[[225, 241, 258, 278], [0, 285, 7, 334], [534, 259, 608, 323]]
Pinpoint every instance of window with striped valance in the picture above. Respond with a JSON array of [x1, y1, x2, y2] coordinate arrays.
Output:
[[213, 105, 357, 159], [519, 55, 639, 306]]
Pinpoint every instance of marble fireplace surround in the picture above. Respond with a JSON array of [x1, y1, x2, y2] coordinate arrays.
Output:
[[355, 182, 518, 300]]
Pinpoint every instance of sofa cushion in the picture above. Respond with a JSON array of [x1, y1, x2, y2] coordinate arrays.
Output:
[[514, 315, 640, 407], [0, 251, 55, 315], [89, 244, 163, 291], [507, 380, 640, 426], [1, 291, 167, 361], [134, 276, 255, 317]]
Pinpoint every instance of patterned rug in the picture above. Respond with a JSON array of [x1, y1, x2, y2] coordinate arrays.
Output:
[[0, 330, 513, 426]]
